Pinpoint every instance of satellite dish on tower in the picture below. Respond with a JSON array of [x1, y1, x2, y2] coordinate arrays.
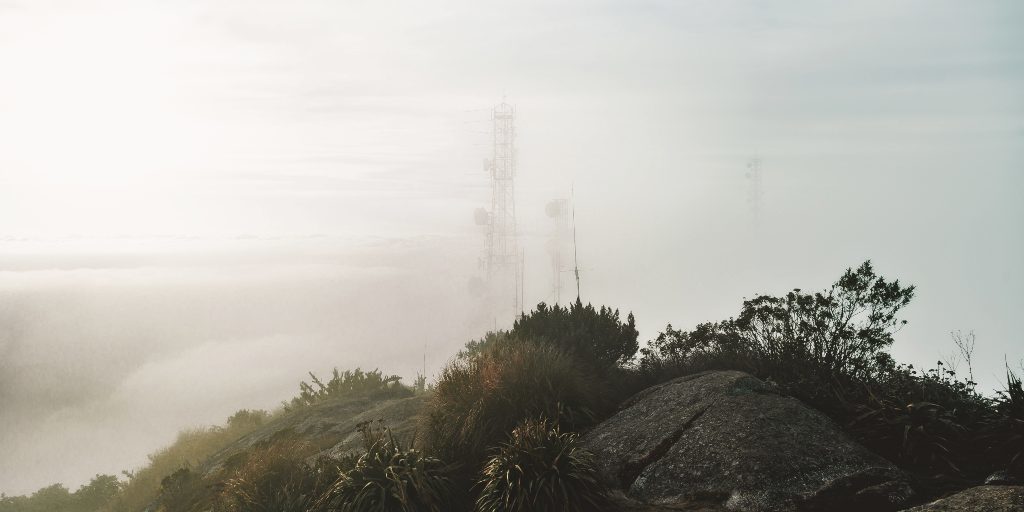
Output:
[[545, 199, 566, 218], [474, 208, 490, 226]]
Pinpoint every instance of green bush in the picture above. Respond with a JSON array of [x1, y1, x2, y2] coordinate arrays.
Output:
[[476, 418, 609, 512], [512, 300, 639, 371], [1, 476, 123, 512], [157, 468, 208, 512], [1, 475, 122, 512], [287, 368, 412, 410], [423, 337, 609, 468], [316, 420, 454, 512], [215, 432, 335, 512], [981, 370, 1024, 477], [101, 409, 270, 512], [635, 262, 920, 415], [634, 261, 1024, 489]]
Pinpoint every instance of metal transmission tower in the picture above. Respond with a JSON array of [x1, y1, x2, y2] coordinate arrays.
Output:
[[746, 157, 764, 224], [479, 101, 523, 318], [545, 198, 569, 304]]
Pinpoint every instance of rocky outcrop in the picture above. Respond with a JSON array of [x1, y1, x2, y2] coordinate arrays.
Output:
[[583, 370, 911, 511], [904, 485, 1024, 511], [201, 393, 428, 475]]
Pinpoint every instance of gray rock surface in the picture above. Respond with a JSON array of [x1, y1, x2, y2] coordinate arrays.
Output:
[[201, 393, 428, 475], [584, 370, 910, 511], [904, 485, 1024, 511], [987, 470, 1024, 486]]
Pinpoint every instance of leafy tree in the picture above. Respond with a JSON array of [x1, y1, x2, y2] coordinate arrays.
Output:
[[0, 494, 29, 512], [641, 261, 914, 383], [25, 484, 73, 512], [512, 299, 639, 371], [73, 475, 120, 512], [226, 409, 269, 430], [456, 331, 509, 361]]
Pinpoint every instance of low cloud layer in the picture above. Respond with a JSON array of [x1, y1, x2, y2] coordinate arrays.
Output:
[[0, 0, 1021, 496]]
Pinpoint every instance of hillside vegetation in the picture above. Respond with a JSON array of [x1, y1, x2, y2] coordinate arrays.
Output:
[[2, 261, 1021, 511]]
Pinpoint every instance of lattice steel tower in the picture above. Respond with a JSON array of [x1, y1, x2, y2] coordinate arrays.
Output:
[[481, 101, 522, 316], [545, 198, 569, 304]]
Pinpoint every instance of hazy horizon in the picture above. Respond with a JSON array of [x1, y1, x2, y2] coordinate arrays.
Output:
[[2, 0, 1022, 496]]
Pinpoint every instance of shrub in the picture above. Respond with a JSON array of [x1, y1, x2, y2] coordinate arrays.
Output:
[[635, 261, 918, 413], [633, 261, 1024, 489], [226, 409, 269, 430], [101, 409, 270, 512], [423, 337, 609, 468], [849, 396, 966, 475], [158, 468, 208, 512], [638, 261, 913, 383], [512, 300, 639, 371], [457, 331, 510, 361], [476, 418, 609, 512], [0, 475, 122, 512], [287, 368, 412, 410], [316, 420, 454, 512], [216, 431, 335, 512], [980, 370, 1024, 477]]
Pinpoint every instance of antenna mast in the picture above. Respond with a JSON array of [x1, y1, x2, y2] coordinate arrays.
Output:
[[545, 197, 569, 304], [478, 99, 522, 321], [571, 190, 581, 302]]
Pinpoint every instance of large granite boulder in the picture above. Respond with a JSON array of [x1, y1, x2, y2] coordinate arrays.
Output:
[[583, 371, 911, 511], [904, 485, 1024, 511]]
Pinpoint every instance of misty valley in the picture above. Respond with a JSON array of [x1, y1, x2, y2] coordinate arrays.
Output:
[[2, 1, 1022, 511]]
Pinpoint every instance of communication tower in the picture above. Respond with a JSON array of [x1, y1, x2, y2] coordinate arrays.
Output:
[[477, 101, 523, 319], [545, 198, 569, 304]]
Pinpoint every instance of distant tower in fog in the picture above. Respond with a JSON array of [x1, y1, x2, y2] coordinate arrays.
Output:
[[476, 100, 523, 321], [746, 157, 764, 225], [545, 197, 569, 304]]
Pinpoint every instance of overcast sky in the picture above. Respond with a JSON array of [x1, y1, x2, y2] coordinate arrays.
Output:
[[1, 0, 1022, 496]]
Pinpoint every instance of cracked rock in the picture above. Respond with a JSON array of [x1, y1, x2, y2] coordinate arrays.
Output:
[[904, 485, 1024, 511], [582, 371, 910, 511]]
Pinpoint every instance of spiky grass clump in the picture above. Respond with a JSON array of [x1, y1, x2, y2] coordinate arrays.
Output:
[[982, 370, 1024, 476], [423, 338, 608, 468], [157, 467, 209, 512], [476, 418, 609, 512], [216, 432, 336, 512], [317, 420, 454, 512]]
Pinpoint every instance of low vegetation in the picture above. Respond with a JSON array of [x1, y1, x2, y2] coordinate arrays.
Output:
[[423, 336, 611, 470], [214, 431, 330, 512], [100, 408, 271, 512], [0, 475, 119, 512], [286, 368, 413, 410], [635, 260, 1024, 485], [316, 420, 455, 512], [4, 260, 1022, 510], [477, 418, 610, 512]]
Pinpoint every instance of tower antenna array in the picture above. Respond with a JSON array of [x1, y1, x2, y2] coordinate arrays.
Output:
[[571, 188, 581, 302], [545, 197, 569, 304], [479, 100, 522, 319]]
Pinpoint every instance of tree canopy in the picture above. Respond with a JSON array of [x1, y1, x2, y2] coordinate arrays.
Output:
[[512, 299, 639, 370]]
